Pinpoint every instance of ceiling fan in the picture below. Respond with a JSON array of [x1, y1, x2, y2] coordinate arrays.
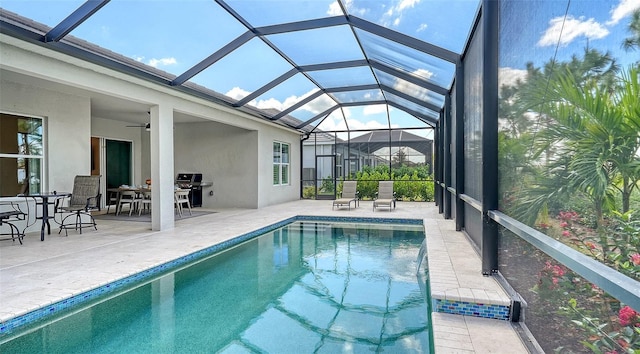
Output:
[[126, 111, 150, 131], [126, 122, 151, 131]]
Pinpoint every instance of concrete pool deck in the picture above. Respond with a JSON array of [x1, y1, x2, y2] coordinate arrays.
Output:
[[0, 200, 531, 353]]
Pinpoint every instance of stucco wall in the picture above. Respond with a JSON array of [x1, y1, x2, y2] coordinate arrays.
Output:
[[258, 125, 300, 208], [0, 78, 91, 192], [173, 117, 300, 209], [174, 121, 259, 209]]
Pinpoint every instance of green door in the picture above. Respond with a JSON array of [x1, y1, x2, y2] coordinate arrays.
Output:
[[106, 140, 132, 189]]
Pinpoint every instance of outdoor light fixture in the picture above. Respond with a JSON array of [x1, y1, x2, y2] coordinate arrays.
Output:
[[145, 123, 150, 132]]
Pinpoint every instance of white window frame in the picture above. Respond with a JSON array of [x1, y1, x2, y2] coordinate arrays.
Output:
[[273, 141, 290, 186], [0, 112, 45, 196]]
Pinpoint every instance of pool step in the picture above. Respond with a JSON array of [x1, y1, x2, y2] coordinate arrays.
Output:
[[425, 219, 518, 322], [430, 288, 513, 321]]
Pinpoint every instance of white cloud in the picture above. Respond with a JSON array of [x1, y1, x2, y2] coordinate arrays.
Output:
[[327, 0, 343, 16], [226, 87, 251, 100], [363, 104, 387, 115], [329, 0, 368, 17], [379, 0, 421, 28], [498, 67, 527, 88], [147, 57, 177, 68], [413, 68, 434, 80], [607, 0, 640, 25], [417, 23, 428, 32], [301, 94, 336, 115], [397, 0, 420, 11], [391, 68, 435, 101], [255, 97, 282, 110], [537, 15, 609, 47]]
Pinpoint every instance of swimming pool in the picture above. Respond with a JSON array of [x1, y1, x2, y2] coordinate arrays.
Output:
[[1, 219, 432, 353]]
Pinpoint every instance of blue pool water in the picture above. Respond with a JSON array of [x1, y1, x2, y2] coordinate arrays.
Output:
[[1, 220, 431, 353]]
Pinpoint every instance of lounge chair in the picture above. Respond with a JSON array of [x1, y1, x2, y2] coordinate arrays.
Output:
[[373, 181, 396, 211], [58, 175, 101, 235], [332, 181, 359, 210]]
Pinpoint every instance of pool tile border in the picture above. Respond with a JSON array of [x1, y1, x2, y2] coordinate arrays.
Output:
[[433, 298, 511, 321], [0, 216, 422, 337]]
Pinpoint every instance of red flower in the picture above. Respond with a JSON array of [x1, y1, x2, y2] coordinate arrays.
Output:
[[631, 253, 640, 266], [558, 210, 580, 222], [559, 221, 568, 228], [585, 241, 596, 249], [562, 230, 571, 237], [619, 306, 639, 326]]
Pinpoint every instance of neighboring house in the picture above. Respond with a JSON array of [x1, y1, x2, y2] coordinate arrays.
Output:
[[302, 130, 433, 187], [347, 130, 433, 174]]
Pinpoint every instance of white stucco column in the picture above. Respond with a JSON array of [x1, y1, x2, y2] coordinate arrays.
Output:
[[150, 105, 175, 231]]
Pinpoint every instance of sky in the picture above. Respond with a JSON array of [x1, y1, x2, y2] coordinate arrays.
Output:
[[2, 0, 638, 136], [498, 0, 640, 88]]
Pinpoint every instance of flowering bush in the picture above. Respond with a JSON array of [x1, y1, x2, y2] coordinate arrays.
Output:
[[560, 300, 640, 353], [619, 306, 640, 327]]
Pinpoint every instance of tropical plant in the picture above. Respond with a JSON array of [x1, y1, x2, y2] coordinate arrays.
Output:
[[513, 65, 640, 255], [623, 9, 640, 53]]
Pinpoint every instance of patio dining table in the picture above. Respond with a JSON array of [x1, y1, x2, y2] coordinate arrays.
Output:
[[18, 192, 71, 241], [107, 187, 149, 215]]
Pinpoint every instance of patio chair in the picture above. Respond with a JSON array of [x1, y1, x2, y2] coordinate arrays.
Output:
[[58, 175, 102, 235], [332, 181, 359, 210], [0, 201, 27, 244], [116, 190, 138, 216], [174, 189, 192, 217], [373, 181, 396, 212], [138, 189, 152, 216]]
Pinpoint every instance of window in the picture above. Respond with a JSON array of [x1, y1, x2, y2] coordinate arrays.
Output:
[[273, 141, 290, 186], [0, 113, 43, 196]]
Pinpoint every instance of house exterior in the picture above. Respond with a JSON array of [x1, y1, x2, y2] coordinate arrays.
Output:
[[0, 27, 300, 232]]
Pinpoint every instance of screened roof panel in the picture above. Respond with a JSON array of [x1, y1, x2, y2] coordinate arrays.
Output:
[[247, 73, 320, 112], [374, 69, 445, 108], [346, 0, 479, 54], [316, 105, 395, 132], [223, 0, 340, 28], [265, 25, 366, 66], [306, 66, 377, 88], [0, 0, 481, 133], [315, 109, 348, 132], [189, 38, 294, 101], [328, 89, 384, 104], [383, 91, 440, 121], [68, 1, 247, 76], [286, 93, 337, 123], [356, 28, 456, 88], [388, 109, 436, 129]]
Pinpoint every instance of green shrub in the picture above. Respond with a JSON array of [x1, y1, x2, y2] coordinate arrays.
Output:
[[302, 186, 315, 199]]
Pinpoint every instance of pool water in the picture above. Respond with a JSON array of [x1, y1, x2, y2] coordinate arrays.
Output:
[[1, 221, 432, 353]]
